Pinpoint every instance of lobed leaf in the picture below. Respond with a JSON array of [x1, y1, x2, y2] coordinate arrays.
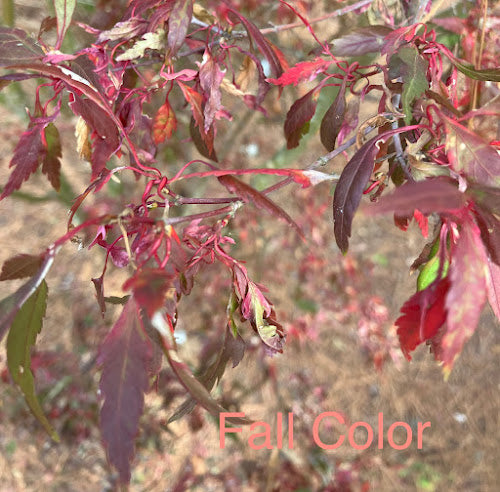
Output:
[[7, 280, 58, 440], [333, 135, 381, 253], [98, 298, 152, 484]]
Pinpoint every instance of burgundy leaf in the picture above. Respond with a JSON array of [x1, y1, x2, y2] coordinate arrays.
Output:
[[365, 178, 466, 216], [98, 298, 152, 484], [396, 278, 450, 360], [441, 220, 488, 374], [333, 135, 381, 253], [218, 175, 304, 239], [320, 78, 347, 151], [284, 88, 318, 149], [331, 25, 393, 57], [0, 254, 44, 281], [189, 116, 218, 162], [0, 27, 43, 66], [444, 116, 500, 187], [473, 205, 500, 265], [485, 257, 500, 320], [227, 8, 283, 78], [92, 276, 106, 317], [123, 269, 173, 318], [167, 0, 193, 56], [1, 125, 46, 200]]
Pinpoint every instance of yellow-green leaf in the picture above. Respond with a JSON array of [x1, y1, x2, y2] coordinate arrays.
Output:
[[7, 280, 59, 441]]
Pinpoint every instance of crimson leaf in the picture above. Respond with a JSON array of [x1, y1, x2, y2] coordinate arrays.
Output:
[[396, 278, 449, 360], [441, 220, 488, 374], [284, 88, 318, 149], [98, 298, 152, 484], [333, 135, 381, 253]]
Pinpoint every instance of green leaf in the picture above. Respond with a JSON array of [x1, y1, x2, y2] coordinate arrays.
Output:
[[116, 29, 165, 62], [390, 46, 429, 124], [452, 60, 500, 82], [54, 0, 76, 47], [6, 280, 59, 441], [417, 238, 449, 291]]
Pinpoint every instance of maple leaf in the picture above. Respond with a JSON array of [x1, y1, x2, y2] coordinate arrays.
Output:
[[441, 219, 488, 374], [444, 116, 500, 187], [1, 125, 46, 200], [396, 278, 450, 360], [284, 88, 319, 149], [153, 98, 177, 144], [267, 58, 331, 86], [98, 298, 152, 484], [6, 280, 59, 440]]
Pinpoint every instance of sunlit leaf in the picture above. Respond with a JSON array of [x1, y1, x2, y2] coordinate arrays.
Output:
[[7, 280, 59, 440], [267, 58, 331, 86]]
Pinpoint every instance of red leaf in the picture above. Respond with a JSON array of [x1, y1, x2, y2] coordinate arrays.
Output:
[[485, 257, 500, 320], [441, 220, 488, 373], [333, 135, 381, 253], [365, 178, 465, 216], [69, 94, 120, 179], [0, 27, 43, 66], [331, 25, 393, 57], [444, 116, 500, 187], [167, 0, 193, 56], [320, 77, 347, 151], [1, 125, 45, 200], [0, 253, 44, 281], [189, 115, 217, 161], [218, 175, 304, 239], [396, 278, 450, 360], [227, 8, 283, 78], [267, 58, 331, 86], [284, 88, 318, 149], [413, 209, 429, 238], [153, 98, 177, 144], [123, 269, 173, 318], [199, 53, 225, 132], [98, 298, 152, 484]]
